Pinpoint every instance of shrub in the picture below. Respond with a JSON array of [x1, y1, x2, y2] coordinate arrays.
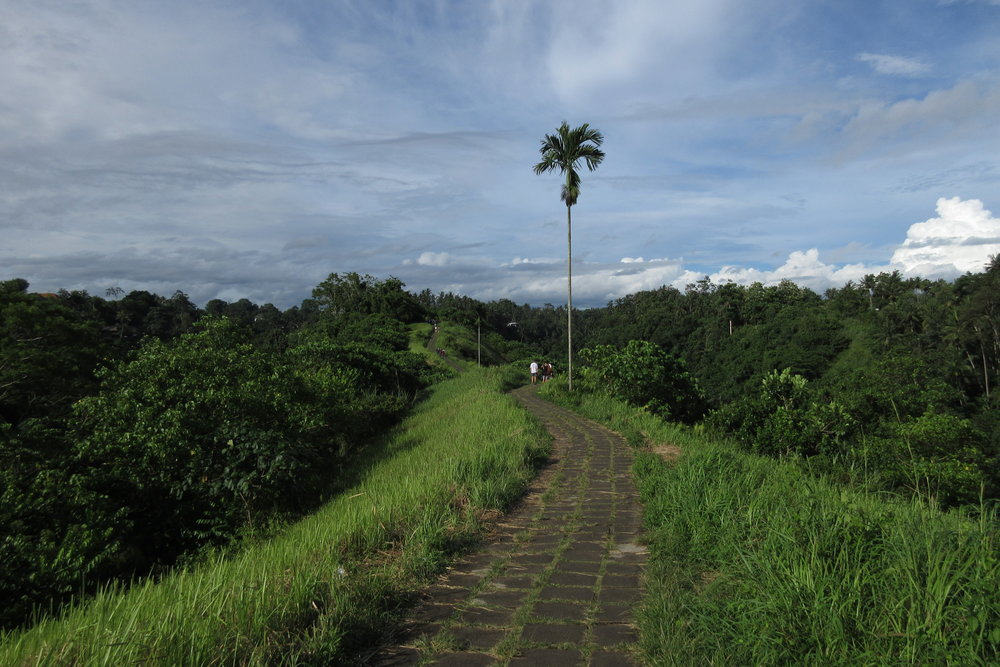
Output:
[[74, 318, 328, 558], [578, 340, 707, 423], [707, 369, 855, 458], [865, 411, 989, 506]]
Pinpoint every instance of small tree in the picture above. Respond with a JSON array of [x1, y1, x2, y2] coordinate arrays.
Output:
[[74, 318, 325, 556], [579, 340, 706, 424]]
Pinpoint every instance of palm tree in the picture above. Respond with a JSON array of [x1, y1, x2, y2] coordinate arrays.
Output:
[[533, 121, 605, 390]]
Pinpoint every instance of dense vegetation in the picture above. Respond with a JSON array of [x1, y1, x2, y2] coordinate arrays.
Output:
[[0, 273, 445, 629], [417, 260, 1000, 509], [1, 368, 549, 664], [2, 257, 998, 642], [577, 264, 1000, 510], [538, 385, 998, 664]]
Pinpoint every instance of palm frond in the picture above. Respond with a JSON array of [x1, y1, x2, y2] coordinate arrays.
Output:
[[534, 120, 604, 206]]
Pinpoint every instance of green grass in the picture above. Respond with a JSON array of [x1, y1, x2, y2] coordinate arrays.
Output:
[[539, 382, 1000, 665], [407, 321, 433, 356], [433, 321, 508, 368], [635, 445, 999, 665], [1, 366, 550, 665]]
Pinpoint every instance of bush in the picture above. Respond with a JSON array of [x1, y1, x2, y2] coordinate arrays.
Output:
[[707, 369, 855, 458], [578, 340, 707, 423], [0, 422, 127, 629], [864, 412, 989, 506], [74, 318, 329, 558]]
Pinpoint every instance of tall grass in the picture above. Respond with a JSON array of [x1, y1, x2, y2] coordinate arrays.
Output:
[[540, 383, 1000, 665], [637, 446, 999, 665], [1, 367, 549, 665]]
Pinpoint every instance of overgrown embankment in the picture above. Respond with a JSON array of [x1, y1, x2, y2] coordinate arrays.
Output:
[[0, 367, 550, 665], [540, 383, 1000, 665]]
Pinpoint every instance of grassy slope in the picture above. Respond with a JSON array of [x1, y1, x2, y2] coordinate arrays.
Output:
[[539, 382, 1000, 665], [1, 367, 549, 665], [408, 321, 434, 357], [433, 321, 509, 368]]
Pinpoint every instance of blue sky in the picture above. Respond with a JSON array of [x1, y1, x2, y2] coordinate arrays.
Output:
[[3, 0, 999, 308]]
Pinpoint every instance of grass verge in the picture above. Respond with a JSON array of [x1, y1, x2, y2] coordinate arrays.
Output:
[[539, 382, 1000, 665], [1, 366, 550, 665]]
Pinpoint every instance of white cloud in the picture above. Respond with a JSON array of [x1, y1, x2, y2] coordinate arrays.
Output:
[[857, 52, 930, 77], [891, 196, 1000, 276], [838, 80, 1000, 160], [545, 0, 731, 102], [4, 2, 1000, 311], [414, 252, 454, 267], [671, 197, 999, 293], [701, 249, 878, 292]]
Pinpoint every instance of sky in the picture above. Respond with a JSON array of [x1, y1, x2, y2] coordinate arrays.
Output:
[[3, 0, 1000, 309]]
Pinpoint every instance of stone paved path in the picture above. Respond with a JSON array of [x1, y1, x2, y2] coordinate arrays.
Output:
[[373, 385, 647, 666]]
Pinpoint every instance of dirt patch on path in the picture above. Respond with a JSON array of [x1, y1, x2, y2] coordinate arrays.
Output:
[[650, 443, 681, 464]]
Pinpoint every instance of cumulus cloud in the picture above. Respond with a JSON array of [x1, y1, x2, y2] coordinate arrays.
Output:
[[703, 249, 876, 292], [654, 197, 997, 292], [679, 197, 999, 292], [891, 196, 1000, 276], [411, 252, 453, 267]]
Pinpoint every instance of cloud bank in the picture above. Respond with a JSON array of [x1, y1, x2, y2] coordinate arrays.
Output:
[[393, 197, 999, 307], [2, 1, 999, 308]]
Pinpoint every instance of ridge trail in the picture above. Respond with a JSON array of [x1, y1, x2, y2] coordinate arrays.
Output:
[[373, 384, 647, 665]]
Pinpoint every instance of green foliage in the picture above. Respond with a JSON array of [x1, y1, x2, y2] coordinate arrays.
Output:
[[311, 272, 425, 323], [864, 412, 990, 507], [533, 121, 605, 208], [0, 422, 128, 629], [74, 317, 328, 557], [634, 439, 1000, 665], [697, 303, 849, 404], [0, 285, 116, 628], [578, 339, 707, 424], [0, 369, 550, 665], [827, 349, 964, 426], [0, 287, 104, 426], [707, 369, 856, 458], [1, 274, 445, 630]]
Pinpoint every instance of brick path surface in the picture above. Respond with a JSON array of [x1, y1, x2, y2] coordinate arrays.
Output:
[[372, 385, 647, 666]]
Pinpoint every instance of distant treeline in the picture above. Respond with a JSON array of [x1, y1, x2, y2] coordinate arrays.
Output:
[[569, 261, 1000, 512], [425, 259, 999, 511]]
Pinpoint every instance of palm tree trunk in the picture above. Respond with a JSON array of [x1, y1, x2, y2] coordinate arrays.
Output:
[[567, 203, 573, 391]]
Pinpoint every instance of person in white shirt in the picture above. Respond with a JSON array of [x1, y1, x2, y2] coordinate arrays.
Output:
[[530, 360, 539, 384]]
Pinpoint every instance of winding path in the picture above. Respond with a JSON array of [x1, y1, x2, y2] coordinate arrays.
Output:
[[426, 327, 465, 373], [373, 385, 647, 665]]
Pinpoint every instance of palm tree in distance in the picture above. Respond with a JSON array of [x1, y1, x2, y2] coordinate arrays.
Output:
[[533, 121, 605, 391]]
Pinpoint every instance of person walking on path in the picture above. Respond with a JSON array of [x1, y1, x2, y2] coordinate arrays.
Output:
[[529, 360, 539, 385]]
